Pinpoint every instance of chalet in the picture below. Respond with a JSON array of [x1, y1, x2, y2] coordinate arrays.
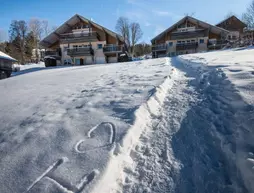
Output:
[[40, 14, 128, 66], [216, 15, 247, 41], [151, 16, 229, 58]]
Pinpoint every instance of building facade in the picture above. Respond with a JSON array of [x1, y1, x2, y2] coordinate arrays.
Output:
[[40, 14, 128, 66], [216, 16, 247, 41], [151, 16, 229, 58]]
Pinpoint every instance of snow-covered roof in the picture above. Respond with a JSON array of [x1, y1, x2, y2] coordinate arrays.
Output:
[[0, 51, 17, 61], [151, 16, 230, 42], [40, 14, 124, 48]]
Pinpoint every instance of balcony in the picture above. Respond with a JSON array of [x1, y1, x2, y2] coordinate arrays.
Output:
[[152, 44, 167, 51], [176, 27, 196, 32], [103, 45, 123, 54], [60, 32, 100, 44], [176, 42, 198, 51], [207, 40, 228, 49], [45, 51, 59, 56], [171, 29, 206, 40], [67, 47, 94, 57]]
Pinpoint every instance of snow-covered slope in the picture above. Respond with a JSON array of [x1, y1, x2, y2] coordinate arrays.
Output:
[[0, 59, 173, 193], [106, 48, 254, 193], [175, 48, 254, 193], [1, 48, 254, 193], [179, 48, 254, 105]]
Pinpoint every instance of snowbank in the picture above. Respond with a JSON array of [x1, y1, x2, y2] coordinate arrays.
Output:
[[13, 62, 45, 71], [91, 62, 177, 193]]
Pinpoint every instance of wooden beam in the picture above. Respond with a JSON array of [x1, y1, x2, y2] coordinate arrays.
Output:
[[65, 23, 72, 29], [102, 28, 107, 42], [76, 15, 83, 23], [43, 40, 52, 45], [89, 20, 103, 31], [88, 20, 93, 33], [40, 40, 52, 48], [54, 32, 60, 38]]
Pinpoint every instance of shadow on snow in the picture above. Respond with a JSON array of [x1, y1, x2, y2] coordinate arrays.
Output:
[[170, 57, 254, 193]]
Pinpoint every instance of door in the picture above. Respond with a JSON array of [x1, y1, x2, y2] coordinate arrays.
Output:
[[80, 58, 84, 65]]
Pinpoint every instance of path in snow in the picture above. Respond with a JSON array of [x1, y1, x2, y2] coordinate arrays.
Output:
[[117, 57, 253, 193]]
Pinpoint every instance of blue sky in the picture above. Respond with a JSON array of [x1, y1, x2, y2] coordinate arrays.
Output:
[[0, 0, 251, 43]]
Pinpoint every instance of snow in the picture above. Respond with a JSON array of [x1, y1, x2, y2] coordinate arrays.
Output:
[[179, 47, 254, 105], [1, 48, 254, 193], [0, 51, 17, 61], [12, 62, 46, 75], [0, 58, 172, 193]]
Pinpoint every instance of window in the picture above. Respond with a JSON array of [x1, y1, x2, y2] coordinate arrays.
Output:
[[97, 44, 103, 49], [177, 41, 185, 44], [168, 42, 173, 47], [199, 39, 204, 44]]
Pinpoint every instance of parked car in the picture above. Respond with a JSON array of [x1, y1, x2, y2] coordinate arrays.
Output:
[[0, 51, 17, 80]]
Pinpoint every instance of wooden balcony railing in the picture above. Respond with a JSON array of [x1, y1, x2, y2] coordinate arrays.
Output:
[[45, 51, 59, 56], [152, 44, 167, 51], [176, 42, 198, 50], [60, 32, 100, 43], [103, 45, 123, 53], [67, 47, 94, 57], [207, 40, 228, 49], [171, 29, 206, 40]]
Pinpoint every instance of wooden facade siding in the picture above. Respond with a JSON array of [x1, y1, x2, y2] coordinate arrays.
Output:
[[208, 32, 221, 40], [216, 16, 247, 34]]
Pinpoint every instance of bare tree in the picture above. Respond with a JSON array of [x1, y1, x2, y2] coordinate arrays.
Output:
[[29, 18, 42, 62], [51, 25, 58, 32], [42, 20, 49, 37], [130, 22, 143, 55], [115, 17, 130, 48], [9, 20, 28, 64], [224, 11, 235, 19], [242, 0, 254, 28], [134, 43, 151, 57]]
